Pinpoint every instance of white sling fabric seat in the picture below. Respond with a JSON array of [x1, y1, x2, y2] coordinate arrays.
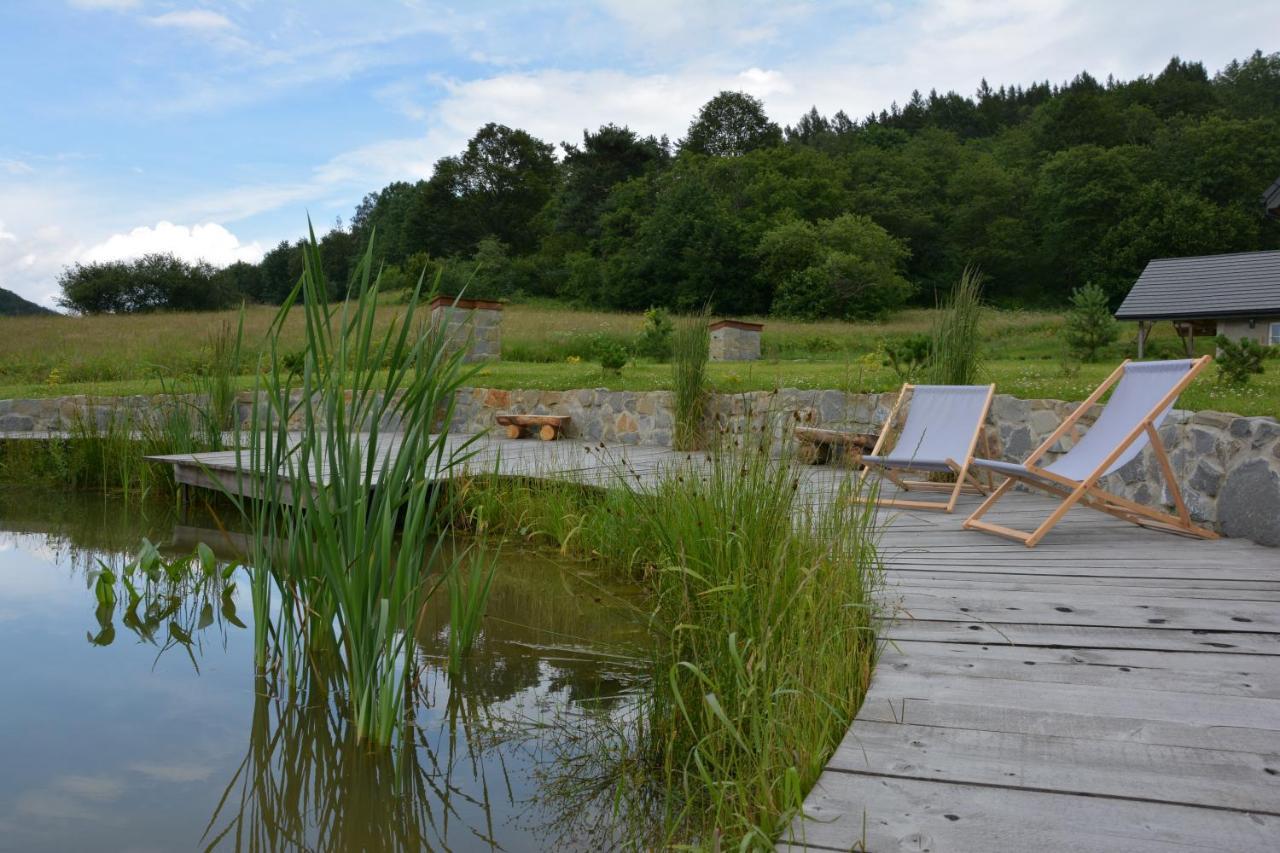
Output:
[[970, 360, 1193, 486], [964, 358, 1217, 547], [859, 383, 995, 513]]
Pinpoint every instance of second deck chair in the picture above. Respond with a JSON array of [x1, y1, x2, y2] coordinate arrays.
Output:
[[858, 383, 996, 512], [963, 357, 1217, 547]]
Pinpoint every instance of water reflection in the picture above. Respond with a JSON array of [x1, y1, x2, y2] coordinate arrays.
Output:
[[0, 488, 655, 850]]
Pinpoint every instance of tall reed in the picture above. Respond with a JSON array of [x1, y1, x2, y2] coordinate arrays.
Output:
[[672, 308, 711, 451], [446, 547, 497, 673], [928, 264, 985, 386], [217, 224, 479, 746]]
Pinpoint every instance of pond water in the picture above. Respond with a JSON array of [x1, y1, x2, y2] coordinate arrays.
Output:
[[0, 489, 652, 851]]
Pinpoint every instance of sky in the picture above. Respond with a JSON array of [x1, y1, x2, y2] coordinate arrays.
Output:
[[1, 1, 1277, 308]]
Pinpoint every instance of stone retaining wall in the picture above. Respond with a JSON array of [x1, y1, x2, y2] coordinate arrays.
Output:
[[449, 387, 1280, 546], [3, 388, 1278, 546]]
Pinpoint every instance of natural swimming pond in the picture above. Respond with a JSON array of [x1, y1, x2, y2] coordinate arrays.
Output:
[[0, 489, 653, 851]]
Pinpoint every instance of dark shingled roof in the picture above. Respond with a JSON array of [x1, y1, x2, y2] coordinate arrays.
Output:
[[1115, 250, 1280, 321]]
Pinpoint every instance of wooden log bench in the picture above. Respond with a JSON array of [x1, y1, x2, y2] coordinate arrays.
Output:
[[794, 427, 878, 466], [494, 413, 571, 441]]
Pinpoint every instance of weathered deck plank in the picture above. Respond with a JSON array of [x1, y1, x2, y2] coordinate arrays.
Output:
[[146, 434, 1279, 851]]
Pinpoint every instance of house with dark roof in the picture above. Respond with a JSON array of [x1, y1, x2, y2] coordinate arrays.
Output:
[[1115, 250, 1280, 357], [1265, 176, 1280, 220]]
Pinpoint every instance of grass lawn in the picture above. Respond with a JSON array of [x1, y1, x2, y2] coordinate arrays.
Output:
[[2, 301, 1276, 417]]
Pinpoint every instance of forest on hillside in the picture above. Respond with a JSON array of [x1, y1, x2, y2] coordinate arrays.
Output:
[[57, 52, 1280, 318]]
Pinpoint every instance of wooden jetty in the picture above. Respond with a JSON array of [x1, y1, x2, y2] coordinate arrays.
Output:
[[149, 435, 1279, 852]]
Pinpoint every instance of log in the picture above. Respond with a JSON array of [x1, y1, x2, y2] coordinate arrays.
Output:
[[793, 427, 878, 465], [494, 412, 570, 441]]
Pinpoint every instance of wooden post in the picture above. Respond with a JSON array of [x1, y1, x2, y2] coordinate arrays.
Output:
[[1136, 321, 1149, 359]]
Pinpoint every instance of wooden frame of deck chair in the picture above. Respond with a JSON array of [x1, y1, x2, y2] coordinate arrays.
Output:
[[856, 383, 996, 513], [963, 356, 1217, 547]]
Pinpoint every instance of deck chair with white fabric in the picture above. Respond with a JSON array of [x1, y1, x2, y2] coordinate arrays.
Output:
[[963, 357, 1216, 547], [858, 383, 996, 513]]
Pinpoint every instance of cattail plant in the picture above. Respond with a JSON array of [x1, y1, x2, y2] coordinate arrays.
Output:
[[215, 224, 481, 747]]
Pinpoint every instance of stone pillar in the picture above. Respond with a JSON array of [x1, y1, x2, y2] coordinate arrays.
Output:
[[708, 320, 763, 361], [429, 296, 502, 362]]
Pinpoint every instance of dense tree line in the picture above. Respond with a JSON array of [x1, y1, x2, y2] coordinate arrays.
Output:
[[59, 52, 1280, 316]]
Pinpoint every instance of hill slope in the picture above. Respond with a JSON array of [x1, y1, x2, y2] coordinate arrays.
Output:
[[0, 287, 53, 316]]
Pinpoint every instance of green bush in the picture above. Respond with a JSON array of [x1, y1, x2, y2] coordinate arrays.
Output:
[[882, 333, 931, 382], [1063, 282, 1119, 362], [633, 306, 675, 360], [760, 214, 914, 321], [1214, 335, 1266, 384], [596, 339, 629, 373]]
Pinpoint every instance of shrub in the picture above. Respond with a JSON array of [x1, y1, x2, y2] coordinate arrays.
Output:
[[58, 253, 234, 314], [596, 339, 629, 373], [633, 306, 675, 361], [1214, 335, 1265, 385], [760, 214, 913, 320], [1063, 282, 1119, 362], [882, 333, 931, 382]]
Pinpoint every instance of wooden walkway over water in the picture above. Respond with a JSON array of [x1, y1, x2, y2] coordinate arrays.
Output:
[[150, 435, 1280, 852]]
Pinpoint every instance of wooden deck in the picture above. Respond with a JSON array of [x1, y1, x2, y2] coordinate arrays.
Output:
[[149, 435, 1280, 852], [780, 489, 1280, 852]]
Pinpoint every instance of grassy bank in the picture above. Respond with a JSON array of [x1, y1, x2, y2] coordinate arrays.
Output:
[[449, 440, 882, 848], [3, 302, 1275, 416]]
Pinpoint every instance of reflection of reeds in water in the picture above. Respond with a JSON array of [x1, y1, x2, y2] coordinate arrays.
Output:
[[203, 682, 471, 852]]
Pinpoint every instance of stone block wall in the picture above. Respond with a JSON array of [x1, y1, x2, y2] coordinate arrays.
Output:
[[449, 387, 1280, 546], [449, 387, 675, 446], [429, 297, 502, 362], [708, 320, 762, 361], [3, 386, 1278, 546]]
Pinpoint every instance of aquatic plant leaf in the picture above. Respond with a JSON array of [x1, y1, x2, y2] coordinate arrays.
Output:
[[197, 542, 217, 577], [93, 568, 117, 606], [137, 538, 162, 578], [220, 586, 246, 629]]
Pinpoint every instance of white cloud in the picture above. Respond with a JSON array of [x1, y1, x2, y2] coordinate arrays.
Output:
[[0, 158, 34, 176], [146, 10, 235, 31], [67, 0, 140, 10], [82, 222, 264, 267]]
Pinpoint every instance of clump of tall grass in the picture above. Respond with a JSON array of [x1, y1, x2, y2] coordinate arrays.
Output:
[[446, 548, 497, 673], [672, 309, 711, 451], [167, 314, 244, 443], [216, 224, 480, 747], [928, 264, 985, 386], [450, 428, 883, 847]]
